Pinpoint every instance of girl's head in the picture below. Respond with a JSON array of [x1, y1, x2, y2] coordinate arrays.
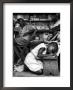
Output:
[[47, 42, 58, 55]]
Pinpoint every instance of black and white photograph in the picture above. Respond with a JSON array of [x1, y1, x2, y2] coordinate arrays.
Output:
[[13, 13, 60, 77], [3, 4, 70, 87]]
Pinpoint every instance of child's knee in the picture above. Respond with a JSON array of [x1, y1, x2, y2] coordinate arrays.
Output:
[[34, 69, 43, 75]]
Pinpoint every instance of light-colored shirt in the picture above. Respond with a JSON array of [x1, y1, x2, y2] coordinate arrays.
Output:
[[24, 43, 47, 72], [31, 43, 47, 56]]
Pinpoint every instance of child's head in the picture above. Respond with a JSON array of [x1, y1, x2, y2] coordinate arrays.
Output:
[[47, 42, 58, 55]]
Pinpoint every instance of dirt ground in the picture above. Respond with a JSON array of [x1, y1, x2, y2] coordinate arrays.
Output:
[[13, 71, 45, 77]]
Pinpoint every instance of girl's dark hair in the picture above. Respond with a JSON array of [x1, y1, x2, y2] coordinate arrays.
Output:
[[47, 42, 58, 54]]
